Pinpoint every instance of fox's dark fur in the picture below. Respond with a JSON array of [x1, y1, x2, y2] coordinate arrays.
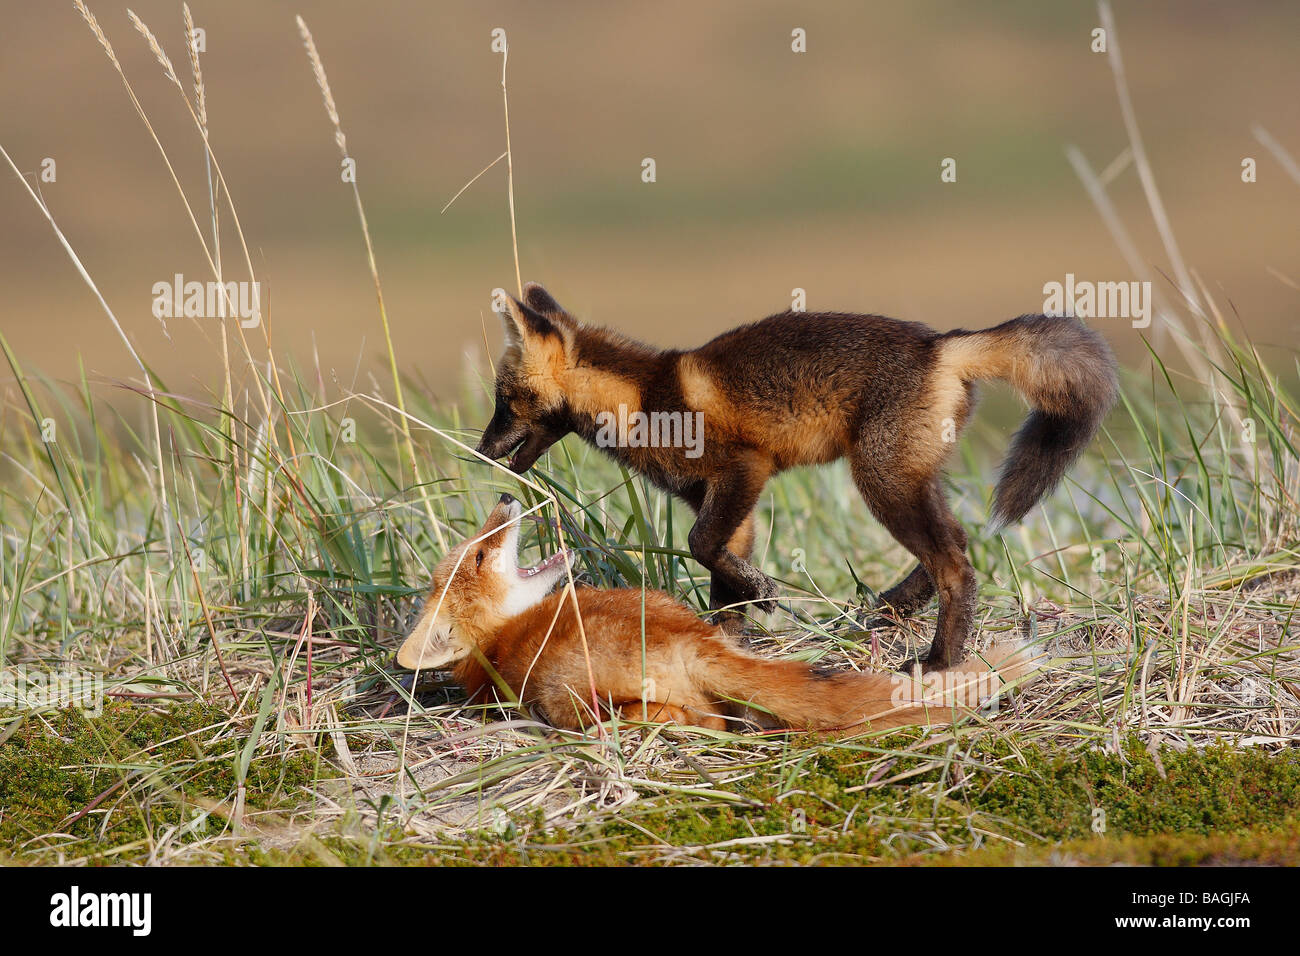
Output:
[[479, 283, 1117, 669]]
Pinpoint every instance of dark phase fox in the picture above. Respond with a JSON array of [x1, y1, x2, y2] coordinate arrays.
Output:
[[478, 283, 1117, 669]]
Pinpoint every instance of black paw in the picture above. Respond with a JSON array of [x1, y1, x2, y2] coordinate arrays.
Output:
[[876, 597, 924, 620], [895, 655, 924, 677], [895, 652, 958, 675]]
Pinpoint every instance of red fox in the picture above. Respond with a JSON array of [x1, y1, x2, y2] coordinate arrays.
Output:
[[397, 495, 1042, 733], [477, 283, 1116, 669]]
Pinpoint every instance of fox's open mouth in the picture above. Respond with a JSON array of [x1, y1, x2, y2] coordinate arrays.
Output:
[[507, 443, 526, 472], [475, 432, 525, 471], [517, 549, 569, 578], [487, 436, 526, 472]]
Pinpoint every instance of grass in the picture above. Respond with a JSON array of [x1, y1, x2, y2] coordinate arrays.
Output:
[[0, 3, 1297, 866]]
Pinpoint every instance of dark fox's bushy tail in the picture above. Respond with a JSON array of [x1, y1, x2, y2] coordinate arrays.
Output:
[[940, 315, 1118, 531], [693, 639, 1045, 734]]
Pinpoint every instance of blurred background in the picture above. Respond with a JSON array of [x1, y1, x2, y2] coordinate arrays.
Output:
[[1, 0, 1297, 406]]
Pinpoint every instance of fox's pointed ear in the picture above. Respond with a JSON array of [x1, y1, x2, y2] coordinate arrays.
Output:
[[397, 610, 468, 671], [523, 282, 567, 318], [498, 303, 524, 360], [500, 296, 557, 352]]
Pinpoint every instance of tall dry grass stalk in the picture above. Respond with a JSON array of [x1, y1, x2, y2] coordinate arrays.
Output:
[[295, 15, 446, 552], [1075, 1, 1245, 436], [76, 1, 279, 465], [182, 4, 227, 408], [182, 2, 246, 596], [58, 3, 177, 559], [1096, 0, 1201, 319], [501, 43, 522, 298], [122, 7, 291, 456]]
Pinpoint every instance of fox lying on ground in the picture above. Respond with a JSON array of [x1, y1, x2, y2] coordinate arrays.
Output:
[[397, 494, 1042, 733], [477, 284, 1117, 669]]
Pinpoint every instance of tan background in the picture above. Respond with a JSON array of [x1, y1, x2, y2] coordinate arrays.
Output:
[[1, 1, 1297, 405]]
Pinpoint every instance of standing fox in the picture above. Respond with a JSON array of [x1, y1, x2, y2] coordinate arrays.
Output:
[[478, 284, 1117, 669], [397, 494, 1041, 733]]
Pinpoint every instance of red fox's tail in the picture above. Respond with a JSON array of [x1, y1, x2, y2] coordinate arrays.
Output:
[[939, 315, 1118, 531], [695, 638, 1045, 734]]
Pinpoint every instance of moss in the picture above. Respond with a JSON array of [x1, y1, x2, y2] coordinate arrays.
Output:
[[908, 828, 1300, 867], [386, 735, 1300, 866], [968, 738, 1300, 841], [5, 707, 1296, 866], [0, 701, 319, 863]]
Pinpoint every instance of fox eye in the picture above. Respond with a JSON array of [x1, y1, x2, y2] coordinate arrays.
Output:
[[476, 549, 485, 568]]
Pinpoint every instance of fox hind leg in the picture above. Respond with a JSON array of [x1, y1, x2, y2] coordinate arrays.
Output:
[[852, 465, 975, 671]]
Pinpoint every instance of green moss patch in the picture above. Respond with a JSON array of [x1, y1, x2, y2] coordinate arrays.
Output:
[[371, 735, 1300, 866], [0, 702, 319, 864]]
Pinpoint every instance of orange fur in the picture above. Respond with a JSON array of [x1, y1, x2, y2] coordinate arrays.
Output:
[[399, 496, 1044, 735]]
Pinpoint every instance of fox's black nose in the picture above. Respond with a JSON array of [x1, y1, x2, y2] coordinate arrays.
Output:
[[499, 493, 516, 506]]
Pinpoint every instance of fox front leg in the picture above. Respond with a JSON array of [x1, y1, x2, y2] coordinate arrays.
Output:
[[687, 463, 777, 623]]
